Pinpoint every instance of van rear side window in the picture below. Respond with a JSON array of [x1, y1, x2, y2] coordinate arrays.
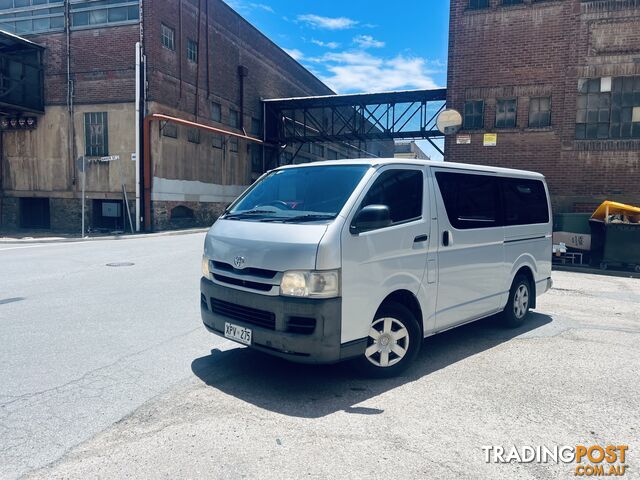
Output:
[[502, 178, 549, 225], [435, 172, 500, 229]]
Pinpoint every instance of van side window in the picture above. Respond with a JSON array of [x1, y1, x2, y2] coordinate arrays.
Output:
[[361, 169, 423, 225], [435, 172, 500, 229], [502, 178, 549, 225]]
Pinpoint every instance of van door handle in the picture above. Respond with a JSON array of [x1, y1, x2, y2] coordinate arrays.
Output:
[[442, 230, 452, 247], [413, 234, 429, 243]]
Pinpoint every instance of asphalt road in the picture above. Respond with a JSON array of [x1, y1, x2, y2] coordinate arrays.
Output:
[[0, 232, 221, 479], [2, 234, 639, 479]]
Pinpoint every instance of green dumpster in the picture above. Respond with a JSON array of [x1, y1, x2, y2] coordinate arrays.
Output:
[[589, 201, 640, 271]]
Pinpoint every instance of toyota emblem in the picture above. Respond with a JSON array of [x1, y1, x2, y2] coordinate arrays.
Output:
[[233, 256, 246, 269]]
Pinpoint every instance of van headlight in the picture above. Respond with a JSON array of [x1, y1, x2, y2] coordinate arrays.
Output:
[[202, 255, 211, 280], [280, 270, 340, 298]]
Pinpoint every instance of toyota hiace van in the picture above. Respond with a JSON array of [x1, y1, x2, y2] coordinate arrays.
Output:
[[200, 159, 552, 376]]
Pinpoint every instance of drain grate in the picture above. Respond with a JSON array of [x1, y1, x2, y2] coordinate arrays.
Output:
[[106, 262, 135, 267]]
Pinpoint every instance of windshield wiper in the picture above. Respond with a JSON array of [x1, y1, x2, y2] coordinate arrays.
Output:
[[223, 209, 277, 219], [280, 214, 337, 223]]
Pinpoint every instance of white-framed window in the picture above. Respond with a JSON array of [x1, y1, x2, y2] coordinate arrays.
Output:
[[161, 23, 175, 51]]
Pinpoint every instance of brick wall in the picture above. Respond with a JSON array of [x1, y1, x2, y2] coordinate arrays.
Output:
[[446, 0, 640, 213], [30, 24, 139, 106]]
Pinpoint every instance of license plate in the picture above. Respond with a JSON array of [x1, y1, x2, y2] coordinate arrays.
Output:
[[224, 322, 252, 346]]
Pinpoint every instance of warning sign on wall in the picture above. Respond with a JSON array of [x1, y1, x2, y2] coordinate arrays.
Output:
[[483, 133, 497, 146], [456, 134, 471, 144]]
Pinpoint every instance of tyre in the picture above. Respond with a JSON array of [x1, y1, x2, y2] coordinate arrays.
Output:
[[501, 274, 532, 328], [355, 302, 421, 378]]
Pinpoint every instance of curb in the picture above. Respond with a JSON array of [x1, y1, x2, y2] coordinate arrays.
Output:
[[0, 227, 209, 245], [552, 264, 640, 279]]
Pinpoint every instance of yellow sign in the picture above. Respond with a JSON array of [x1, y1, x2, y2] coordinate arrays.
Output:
[[483, 133, 497, 146]]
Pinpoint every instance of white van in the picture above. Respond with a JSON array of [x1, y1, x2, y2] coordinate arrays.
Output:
[[200, 159, 552, 376]]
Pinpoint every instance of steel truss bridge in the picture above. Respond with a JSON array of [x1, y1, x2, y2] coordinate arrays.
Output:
[[263, 88, 447, 156]]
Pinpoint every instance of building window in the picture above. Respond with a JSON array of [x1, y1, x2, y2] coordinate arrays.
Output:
[[327, 148, 338, 160], [610, 76, 640, 139], [229, 137, 238, 152], [250, 117, 261, 136], [250, 144, 262, 173], [211, 134, 223, 149], [187, 128, 200, 144], [161, 23, 175, 51], [161, 122, 177, 138], [211, 102, 221, 122], [84, 112, 108, 157], [528, 97, 551, 128], [187, 38, 198, 63], [496, 98, 517, 129], [311, 144, 324, 156], [0, 0, 65, 34], [574, 76, 640, 140], [468, 0, 489, 9], [463, 100, 484, 129], [229, 109, 240, 129], [502, 0, 523, 5], [70, 0, 139, 29]]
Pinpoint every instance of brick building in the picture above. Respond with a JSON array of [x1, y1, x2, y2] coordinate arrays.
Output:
[[0, 0, 392, 232], [445, 0, 640, 213]]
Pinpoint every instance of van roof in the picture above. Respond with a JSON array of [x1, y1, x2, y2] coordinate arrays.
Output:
[[276, 158, 545, 179]]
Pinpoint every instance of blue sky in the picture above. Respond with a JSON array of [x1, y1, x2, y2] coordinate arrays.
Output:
[[225, 0, 450, 158], [225, 0, 450, 93]]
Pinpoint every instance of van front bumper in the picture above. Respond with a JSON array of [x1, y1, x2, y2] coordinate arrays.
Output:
[[200, 278, 366, 364]]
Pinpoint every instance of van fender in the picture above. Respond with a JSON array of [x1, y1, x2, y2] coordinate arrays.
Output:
[[349, 272, 424, 342], [506, 254, 539, 309]]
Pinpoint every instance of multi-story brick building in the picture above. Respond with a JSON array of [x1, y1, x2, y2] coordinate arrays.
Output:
[[445, 0, 640, 213], [0, 0, 392, 232]]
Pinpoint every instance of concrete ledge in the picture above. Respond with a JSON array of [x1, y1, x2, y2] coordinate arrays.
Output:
[[552, 263, 640, 279]]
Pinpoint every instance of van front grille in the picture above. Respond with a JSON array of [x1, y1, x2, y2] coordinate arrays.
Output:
[[210, 298, 276, 330], [212, 261, 277, 279], [212, 274, 273, 292]]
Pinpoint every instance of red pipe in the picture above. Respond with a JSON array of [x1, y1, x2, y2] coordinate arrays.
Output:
[[142, 113, 265, 231]]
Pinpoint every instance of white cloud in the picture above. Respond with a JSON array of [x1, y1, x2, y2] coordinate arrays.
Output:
[[284, 48, 304, 61], [353, 35, 385, 49], [315, 51, 441, 93], [226, 1, 273, 13], [311, 39, 341, 49], [250, 3, 274, 12], [297, 14, 358, 30]]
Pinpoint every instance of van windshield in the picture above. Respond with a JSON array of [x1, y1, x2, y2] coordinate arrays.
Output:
[[224, 165, 370, 223]]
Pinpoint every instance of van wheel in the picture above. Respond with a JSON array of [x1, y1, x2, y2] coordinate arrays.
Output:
[[501, 275, 531, 328], [355, 302, 421, 378]]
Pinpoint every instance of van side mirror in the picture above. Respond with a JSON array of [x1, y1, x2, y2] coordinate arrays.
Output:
[[350, 204, 392, 234]]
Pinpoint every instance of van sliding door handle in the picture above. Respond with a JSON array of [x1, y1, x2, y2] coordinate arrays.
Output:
[[413, 234, 429, 243], [442, 230, 452, 247]]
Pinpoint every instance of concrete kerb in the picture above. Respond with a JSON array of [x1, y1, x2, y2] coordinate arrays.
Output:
[[552, 264, 640, 280], [0, 227, 209, 245]]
